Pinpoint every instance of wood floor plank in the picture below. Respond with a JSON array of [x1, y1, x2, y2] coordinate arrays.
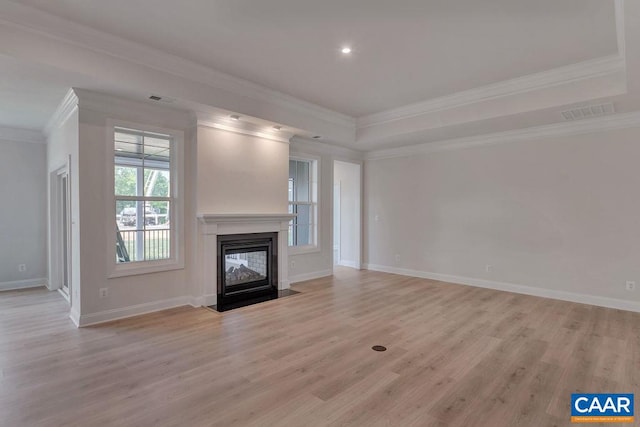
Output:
[[1, 267, 639, 426]]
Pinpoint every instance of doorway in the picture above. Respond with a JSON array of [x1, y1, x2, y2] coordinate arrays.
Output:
[[52, 165, 71, 302], [333, 160, 362, 269]]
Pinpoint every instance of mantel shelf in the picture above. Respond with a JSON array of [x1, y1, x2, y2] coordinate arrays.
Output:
[[197, 213, 296, 224]]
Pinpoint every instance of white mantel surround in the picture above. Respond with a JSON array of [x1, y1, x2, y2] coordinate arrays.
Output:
[[197, 213, 295, 307]]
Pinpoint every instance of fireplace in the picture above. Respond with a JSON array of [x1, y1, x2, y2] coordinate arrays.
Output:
[[197, 213, 294, 310], [216, 232, 278, 311]]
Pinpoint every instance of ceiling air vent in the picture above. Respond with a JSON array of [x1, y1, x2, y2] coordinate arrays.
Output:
[[149, 95, 162, 101], [561, 103, 615, 121]]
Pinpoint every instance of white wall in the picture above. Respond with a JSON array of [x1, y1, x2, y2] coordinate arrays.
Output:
[[66, 91, 196, 323], [194, 125, 289, 300], [0, 137, 47, 289], [47, 106, 80, 314], [196, 126, 289, 214], [334, 160, 361, 269], [289, 138, 363, 283], [365, 126, 640, 308]]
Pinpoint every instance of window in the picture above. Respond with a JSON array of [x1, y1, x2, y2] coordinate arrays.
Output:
[[288, 157, 318, 250], [111, 125, 182, 275]]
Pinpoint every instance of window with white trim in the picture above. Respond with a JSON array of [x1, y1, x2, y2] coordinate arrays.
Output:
[[288, 157, 318, 249], [114, 127, 174, 264]]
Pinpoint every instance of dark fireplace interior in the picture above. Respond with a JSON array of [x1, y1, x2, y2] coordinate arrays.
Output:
[[215, 232, 278, 311]]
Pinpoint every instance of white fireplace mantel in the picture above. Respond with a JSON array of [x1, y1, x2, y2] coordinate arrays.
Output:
[[197, 213, 295, 307], [198, 213, 296, 224]]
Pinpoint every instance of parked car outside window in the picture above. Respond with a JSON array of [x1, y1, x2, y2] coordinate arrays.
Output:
[[119, 207, 157, 226]]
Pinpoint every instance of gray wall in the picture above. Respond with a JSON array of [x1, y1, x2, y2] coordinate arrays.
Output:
[[0, 139, 47, 288], [365, 126, 640, 306]]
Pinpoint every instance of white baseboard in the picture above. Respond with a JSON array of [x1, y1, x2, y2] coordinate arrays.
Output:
[[338, 260, 361, 269], [69, 307, 80, 327], [279, 279, 291, 290], [363, 263, 640, 313], [77, 296, 199, 327], [202, 294, 217, 307], [57, 288, 70, 302], [0, 278, 47, 292], [290, 269, 333, 284], [188, 295, 205, 307]]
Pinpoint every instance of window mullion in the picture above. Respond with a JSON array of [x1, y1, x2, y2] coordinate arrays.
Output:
[[135, 165, 145, 261]]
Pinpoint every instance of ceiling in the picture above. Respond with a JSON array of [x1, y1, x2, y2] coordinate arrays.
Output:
[[8, 0, 618, 117], [0, 55, 78, 129], [0, 0, 637, 151]]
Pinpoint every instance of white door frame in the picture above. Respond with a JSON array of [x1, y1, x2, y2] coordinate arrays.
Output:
[[333, 182, 341, 265], [333, 159, 362, 270], [51, 162, 72, 303]]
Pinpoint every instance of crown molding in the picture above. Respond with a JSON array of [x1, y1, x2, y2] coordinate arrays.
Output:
[[74, 89, 193, 130], [44, 88, 78, 137], [358, 54, 625, 129], [0, 126, 45, 144], [197, 116, 293, 144], [366, 110, 640, 160], [290, 136, 364, 159], [0, 1, 626, 148], [616, 0, 626, 58], [0, 2, 355, 131]]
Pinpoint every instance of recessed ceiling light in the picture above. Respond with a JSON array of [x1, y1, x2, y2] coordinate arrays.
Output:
[[230, 115, 240, 121], [273, 125, 282, 131], [341, 47, 352, 54]]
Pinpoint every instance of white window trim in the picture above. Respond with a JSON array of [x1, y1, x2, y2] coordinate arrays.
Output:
[[106, 119, 185, 278], [288, 153, 321, 255]]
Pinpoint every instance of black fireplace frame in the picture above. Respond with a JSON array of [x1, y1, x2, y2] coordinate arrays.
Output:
[[216, 232, 278, 311]]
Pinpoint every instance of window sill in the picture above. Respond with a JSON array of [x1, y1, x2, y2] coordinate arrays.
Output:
[[108, 259, 185, 279], [288, 245, 321, 256]]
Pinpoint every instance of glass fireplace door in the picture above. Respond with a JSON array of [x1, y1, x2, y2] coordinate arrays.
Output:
[[224, 247, 268, 288]]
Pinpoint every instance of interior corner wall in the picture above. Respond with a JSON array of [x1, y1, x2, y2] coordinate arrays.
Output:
[[364, 126, 640, 307], [47, 107, 80, 315], [75, 96, 195, 320], [288, 140, 363, 283], [0, 138, 47, 289]]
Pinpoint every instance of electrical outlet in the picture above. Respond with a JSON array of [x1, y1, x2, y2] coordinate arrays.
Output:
[[18, 264, 26, 272], [485, 265, 493, 273], [290, 260, 296, 270], [99, 288, 109, 298], [395, 254, 401, 262], [626, 281, 636, 291]]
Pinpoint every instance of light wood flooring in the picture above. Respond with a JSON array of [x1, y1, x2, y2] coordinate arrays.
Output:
[[1, 268, 639, 426]]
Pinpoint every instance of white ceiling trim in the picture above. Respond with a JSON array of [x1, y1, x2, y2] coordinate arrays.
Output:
[[0, 2, 354, 130], [197, 118, 294, 144], [358, 54, 625, 129], [366, 110, 640, 160], [0, 1, 627, 150], [74, 89, 193, 130], [358, 0, 626, 130], [290, 136, 364, 159], [44, 88, 78, 137], [0, 126, 45, 144], [616, 0, 626, 58]]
